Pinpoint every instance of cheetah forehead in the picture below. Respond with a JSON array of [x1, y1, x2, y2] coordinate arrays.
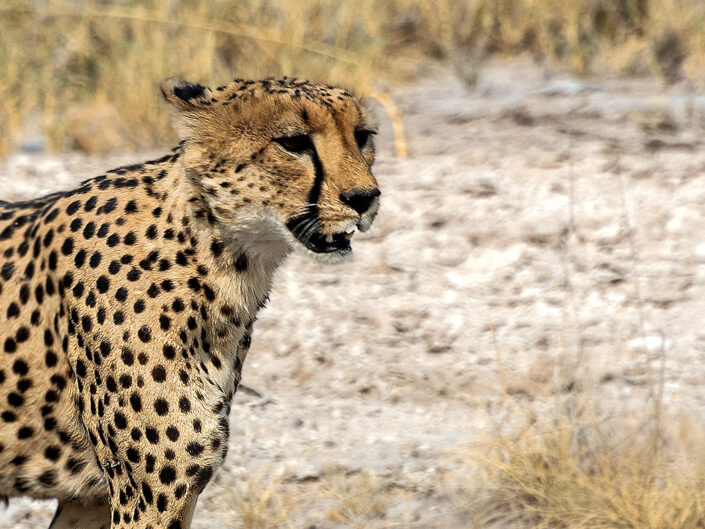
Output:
[[219, 77, 356, 102], [161, 76, 369, 130]]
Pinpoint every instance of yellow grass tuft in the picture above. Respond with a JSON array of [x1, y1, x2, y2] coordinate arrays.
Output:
[[466, 399, 705, 529]]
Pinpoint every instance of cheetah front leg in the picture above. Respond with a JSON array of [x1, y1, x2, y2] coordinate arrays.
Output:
[[105, 469, 202, 529], [49, 500, 111, 529]]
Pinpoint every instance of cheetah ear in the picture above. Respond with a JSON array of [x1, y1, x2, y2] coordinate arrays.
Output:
[[161, 77, 215, 111]]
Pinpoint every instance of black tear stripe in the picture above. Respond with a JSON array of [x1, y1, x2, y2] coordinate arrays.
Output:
[[285, 142, 325, 238], [307, 144, 325, 214]]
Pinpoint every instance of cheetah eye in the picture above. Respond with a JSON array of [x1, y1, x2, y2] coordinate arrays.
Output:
[[354, 129, 375, 150], [274, 134, 313, 153]]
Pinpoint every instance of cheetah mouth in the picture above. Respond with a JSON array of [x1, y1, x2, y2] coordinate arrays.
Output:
[[285, 215, 354, 255]]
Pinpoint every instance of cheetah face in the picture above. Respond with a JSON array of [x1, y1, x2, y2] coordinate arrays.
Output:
[[161, 77, 380, 264]]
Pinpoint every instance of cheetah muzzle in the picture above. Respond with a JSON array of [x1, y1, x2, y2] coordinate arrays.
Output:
[[0, 76, 380, 529]]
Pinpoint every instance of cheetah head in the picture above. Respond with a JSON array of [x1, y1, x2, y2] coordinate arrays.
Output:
[[161, 77, 380, 265]]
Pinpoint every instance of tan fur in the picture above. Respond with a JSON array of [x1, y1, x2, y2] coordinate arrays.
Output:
[[0, 77, 379, 528]]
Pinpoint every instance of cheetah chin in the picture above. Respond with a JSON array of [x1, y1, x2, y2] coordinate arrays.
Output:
[[285, 211, 380, 265]]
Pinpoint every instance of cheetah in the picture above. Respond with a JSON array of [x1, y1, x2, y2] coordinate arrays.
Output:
[[0, 76, 380, 528]]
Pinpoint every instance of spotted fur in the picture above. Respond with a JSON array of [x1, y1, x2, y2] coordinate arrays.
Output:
[[0, 77, 379, 528]]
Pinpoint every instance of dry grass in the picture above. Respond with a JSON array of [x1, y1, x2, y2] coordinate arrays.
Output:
[[211, 465, 409, 529], [1, 0, 705, 154], [209, 381, 705, 529], [463, 397, 705, 529], [211, 408, 705, 529], [221, 472, 298, 529]]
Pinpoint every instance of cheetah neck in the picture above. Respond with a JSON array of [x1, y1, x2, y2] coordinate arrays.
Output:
[[150, 154, 288, 391]]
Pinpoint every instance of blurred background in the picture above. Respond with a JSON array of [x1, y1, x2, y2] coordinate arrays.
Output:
[[3, 1, 705, 528]]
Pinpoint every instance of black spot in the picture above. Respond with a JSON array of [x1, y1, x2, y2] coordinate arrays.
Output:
[[23, 261, 35, 280], [210, 239, 224, 257], [186, 442, 204, 457], [154, 399, 169, 416], [152, 365, 166, 383], [114, 411, 128, 430], [129, 392, 142, 412], [142, 482, 153, 503], [157, 493, 168, 513], [108, 260, 121, 274], [17, 426, 33, 439], [89, 252, 102, 268], [103, 197, 117, 213], [159, 465, 177, 485], [44, 446, 61, 461], [1, 262, 14, 280], [138, 326, 151, 343], [7, 303, 19, 319], [43, 229, 54, 247], [66, 201, 81, 215], [97, 276, 110, 293], [174, 484, 187, 499], [146, 427, 159, 444], [45, 351, 58, 367], [166, 426, 179, 442], [75, 359, 87, 378], [12, 360, 28, 376], [121, 348, 134, 366], [83, 222, 96, 239], [7, 392, 23, 406], [119, 374, 132, 388], [127, 447, 141, 463], [72, 282, 85, 298], [163, 344, 176, 360], [61, 238, 74, 255], [15, 327, 29, 342]]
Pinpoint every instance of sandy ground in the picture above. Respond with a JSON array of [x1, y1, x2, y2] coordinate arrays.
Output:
[[2, 59, 705, 527]]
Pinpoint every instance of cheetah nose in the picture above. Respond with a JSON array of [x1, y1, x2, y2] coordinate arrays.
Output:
[[339, 188, 381, 215]]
